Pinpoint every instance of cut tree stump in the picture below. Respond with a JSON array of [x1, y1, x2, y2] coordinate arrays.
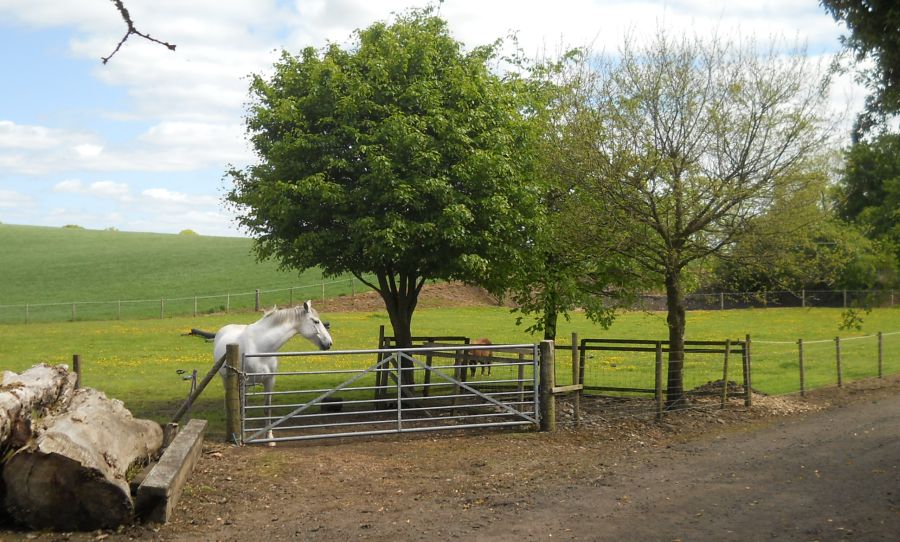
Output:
[[0, 364, 77, 448], [2, 387, 163, 531]]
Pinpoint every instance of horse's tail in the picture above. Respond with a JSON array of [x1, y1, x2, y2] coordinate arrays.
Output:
[[185, 328, 216, 340]]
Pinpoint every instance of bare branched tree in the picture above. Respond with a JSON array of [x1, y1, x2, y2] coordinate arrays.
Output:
[[102, 0, 176, 64], [580, 33, 831, 407]]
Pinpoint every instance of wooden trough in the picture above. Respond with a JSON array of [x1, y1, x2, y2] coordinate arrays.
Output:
[[135, 419, 208, 523]]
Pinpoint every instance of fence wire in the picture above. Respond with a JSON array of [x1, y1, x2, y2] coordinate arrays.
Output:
[[0, 277, 363, 324]]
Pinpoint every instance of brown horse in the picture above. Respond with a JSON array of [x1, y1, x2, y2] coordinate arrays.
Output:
[[468, 338, 493, 377]]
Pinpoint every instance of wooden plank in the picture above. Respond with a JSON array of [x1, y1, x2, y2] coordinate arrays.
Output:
[[551, 384, 583, 394], [135, 418, 207, 524]]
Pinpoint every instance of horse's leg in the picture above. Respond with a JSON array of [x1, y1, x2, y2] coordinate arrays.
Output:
[[264, 375, 276, 447]]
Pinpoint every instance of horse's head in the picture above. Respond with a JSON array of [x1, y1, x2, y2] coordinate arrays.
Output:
[[297, 300, 333, 351]]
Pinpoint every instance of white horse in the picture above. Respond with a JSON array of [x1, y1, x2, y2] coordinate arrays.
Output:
[[214, 300, 333, 444]]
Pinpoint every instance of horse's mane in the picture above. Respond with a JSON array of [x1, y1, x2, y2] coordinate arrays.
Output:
[[259, 304, 315, 325]]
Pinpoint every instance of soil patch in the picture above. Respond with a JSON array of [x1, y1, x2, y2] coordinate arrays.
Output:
[[316, 281, 506, 313], [2, 375, 897, 541]]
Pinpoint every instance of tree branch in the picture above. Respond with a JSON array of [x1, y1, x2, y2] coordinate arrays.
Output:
[[102, 0, 176, 64]]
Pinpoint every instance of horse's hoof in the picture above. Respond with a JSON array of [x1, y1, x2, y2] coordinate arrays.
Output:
[[268, 441, 277, 447]]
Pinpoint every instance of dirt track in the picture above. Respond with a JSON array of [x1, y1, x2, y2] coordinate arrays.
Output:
[[2, 377, 897, 542]]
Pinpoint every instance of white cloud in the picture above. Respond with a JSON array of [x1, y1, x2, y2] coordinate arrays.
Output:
[[52, 179, 84, 192], [0, 189, 33, 209], [74, 143, 103, 158], [53, 179, 133, 202], [141, 188, 218, 207], [0, 120, 63, 150]]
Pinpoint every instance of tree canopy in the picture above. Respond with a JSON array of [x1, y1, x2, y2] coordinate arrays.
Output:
[[821, 0, 900, 136], [227, 9, 544, 349], [836, 133, 900, 244]]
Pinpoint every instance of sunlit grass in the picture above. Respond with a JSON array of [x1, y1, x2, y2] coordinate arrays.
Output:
[[0, 305, 897, 437]]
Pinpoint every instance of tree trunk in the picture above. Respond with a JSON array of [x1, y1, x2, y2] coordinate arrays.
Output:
[[3, 388, 162, 531], [0, 364, 77, 449], [543, 304, 558, 341], [665, 268, 688, 409], [377, 271, 422, 389]]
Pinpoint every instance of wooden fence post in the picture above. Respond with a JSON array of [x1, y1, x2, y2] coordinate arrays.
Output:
[[877, 331, 883, 378], [160, 299, 164, 319], [835, 336, 843, 387], [798, 339, 805, 396], [73, 354, 82, 389], [571, 332, 580, 427], [539, 340, 556, 432], [117, 300, 121, 320], [655, 342, 664, 419], [720, 339, 730, 409], [743, 335, 753, 408], [801, 289, 806, 308], [226, 293, 230, 313], [255, 289, 261, 312], [25, 304, 29, 324], [71, 303, 76, 322], [374, 325, 386, 399], [224, 343, 242, 445]]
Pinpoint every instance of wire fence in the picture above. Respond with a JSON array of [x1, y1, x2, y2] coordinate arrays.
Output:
[[1, 285, 895, 326], [0, 277, 363, 325], [638, 289, 897, 311]]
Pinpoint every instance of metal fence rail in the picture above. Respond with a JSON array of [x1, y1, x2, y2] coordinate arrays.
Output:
[[238, 344, 539, 444]]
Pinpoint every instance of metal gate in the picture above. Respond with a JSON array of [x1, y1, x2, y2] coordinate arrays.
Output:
[[238, 344, 539, 444]]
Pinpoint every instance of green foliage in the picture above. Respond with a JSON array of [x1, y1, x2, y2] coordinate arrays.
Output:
[[227, 8, 544, 345], [570, 32, 830, 405], [836, 133, 900, 265], [713, 164, 898, 291], [178, 229, 199, 236], [502, 49, 644, 340], [821, 0, 900, 135], [0, 224, 337, 307]]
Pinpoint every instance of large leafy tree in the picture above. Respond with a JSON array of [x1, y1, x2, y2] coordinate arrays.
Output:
[[820, 0, 900, 137], [836, 133, 900, 256], [713, 165, 896, 292], [226, 10, 542, 357], [581, 34, 830, 407]]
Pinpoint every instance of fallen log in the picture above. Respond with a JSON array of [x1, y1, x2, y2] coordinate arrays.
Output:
[[0, 364, 77, 449], [3, 388, 162, 531]]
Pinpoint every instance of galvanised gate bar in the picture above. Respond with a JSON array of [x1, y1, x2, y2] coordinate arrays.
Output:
[[237, 344, 539, 444]]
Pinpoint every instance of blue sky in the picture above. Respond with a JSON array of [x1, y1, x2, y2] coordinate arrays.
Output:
[[0, 0, 859, 237]]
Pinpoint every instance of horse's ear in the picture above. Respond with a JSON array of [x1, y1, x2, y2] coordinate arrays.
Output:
[[303, 300, 311, 312]]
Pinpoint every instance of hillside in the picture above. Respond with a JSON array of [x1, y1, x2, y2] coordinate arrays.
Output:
[[0, 224, 336, 307]]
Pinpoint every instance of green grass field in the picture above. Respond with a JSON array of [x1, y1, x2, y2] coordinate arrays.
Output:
[[1, 224, 898, 437], [0, 224, 361, 323], [1, 305, 897, 437]]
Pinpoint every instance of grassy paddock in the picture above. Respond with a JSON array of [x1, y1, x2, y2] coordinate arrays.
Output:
[[0, 306, 897, 437], [0, 224, 365, 323]]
